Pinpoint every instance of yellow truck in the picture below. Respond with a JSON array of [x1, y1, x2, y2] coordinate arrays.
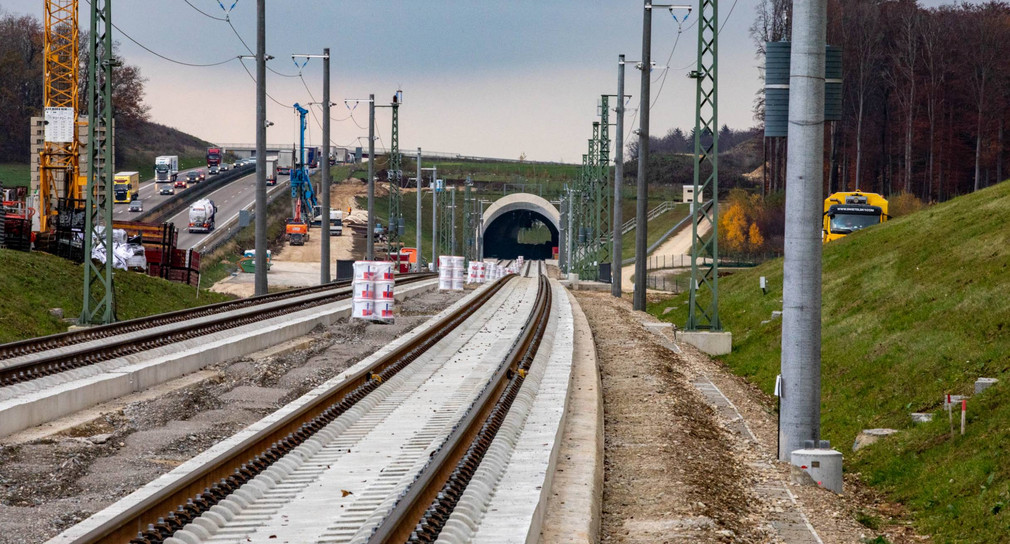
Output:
[[113, 171, 140, 203], [823, 191, 888, 242]]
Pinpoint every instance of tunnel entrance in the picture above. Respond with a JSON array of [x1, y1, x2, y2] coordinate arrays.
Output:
[[482, 209, 559, 260]]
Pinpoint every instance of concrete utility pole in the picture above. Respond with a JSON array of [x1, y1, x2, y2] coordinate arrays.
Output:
[[366, 93, 375, 260], [321, 48, 330, 284], [612, 54, 627, 298], [431, 166, 438, 269], [254, 0, 267, 295], [633, 0, 652, 311], [450, 188, 456, 255], [779, 0, 828, 461], [416, 147, 422, 272]]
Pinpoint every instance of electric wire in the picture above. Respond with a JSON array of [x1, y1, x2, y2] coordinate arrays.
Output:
[[181, 0, 228, 21], [81, 0, 238, 67], [238, 57, 288, 107]]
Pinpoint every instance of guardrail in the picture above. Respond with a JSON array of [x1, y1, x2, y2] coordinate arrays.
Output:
[[620, 200, 675, 235]]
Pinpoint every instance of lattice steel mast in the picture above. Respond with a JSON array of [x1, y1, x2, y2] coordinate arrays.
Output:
[[687, 0, 721, 330], [80, 0, 116, 324]]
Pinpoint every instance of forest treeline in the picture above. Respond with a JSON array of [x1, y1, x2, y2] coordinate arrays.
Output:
[[0, 9, 148, 163], [756, 0, 1010, 201]]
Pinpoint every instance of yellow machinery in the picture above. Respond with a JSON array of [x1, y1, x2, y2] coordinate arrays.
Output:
[[823, 191, 888, 243], [38, 0, 84, 233]]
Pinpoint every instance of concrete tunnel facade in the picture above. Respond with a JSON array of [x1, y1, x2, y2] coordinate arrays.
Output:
[[481, 193, 561, 260]]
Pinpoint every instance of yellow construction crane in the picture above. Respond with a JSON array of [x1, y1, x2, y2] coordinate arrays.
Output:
[[38, 0, 83, 233]]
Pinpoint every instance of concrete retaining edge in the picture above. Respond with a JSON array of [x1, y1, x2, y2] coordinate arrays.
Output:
[[538, 288, 604, 544]]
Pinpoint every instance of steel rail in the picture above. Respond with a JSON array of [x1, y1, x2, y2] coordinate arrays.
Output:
[[0, 273, 433, 361], [366, 271, 552, 543], [0, 274, 434, 387], [62, 274, 516, 544]]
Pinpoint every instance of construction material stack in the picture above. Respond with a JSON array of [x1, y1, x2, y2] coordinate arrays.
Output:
[[466, 261, 486, 284], [438, 256, 465, 291], [352, 261, 395, 322]]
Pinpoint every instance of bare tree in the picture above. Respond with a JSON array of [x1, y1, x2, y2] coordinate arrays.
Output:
[[963, 3, 1006, 192], [919, 9, 949, 200], [842, 0, 882, 191], [884, 4, 920, 194]]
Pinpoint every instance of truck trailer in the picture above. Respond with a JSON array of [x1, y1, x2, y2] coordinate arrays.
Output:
[[277, 149, 294, 175], [155, 155, 179, 182], [823, 191, 888, 243], [266, 156, 278, 186], [188, 199, 217, 233], [113, 172, 140, 203]]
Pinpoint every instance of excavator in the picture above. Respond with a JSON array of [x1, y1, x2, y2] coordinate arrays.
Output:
[[285, 103, 318, 246]]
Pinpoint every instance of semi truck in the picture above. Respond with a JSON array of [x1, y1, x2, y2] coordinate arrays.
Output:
[[112, 171, 140, 203], [823, 191, 888, 243], [206, 147, 222, 170], [277, 149, 294, 175], [188, 199, 217, 233], [266, 156, 278, 186], [154, 155, 179, 182]]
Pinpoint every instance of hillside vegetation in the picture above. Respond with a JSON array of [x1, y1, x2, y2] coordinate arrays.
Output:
[[648, 182, 1010, 541], [0, 249, 232, 343]]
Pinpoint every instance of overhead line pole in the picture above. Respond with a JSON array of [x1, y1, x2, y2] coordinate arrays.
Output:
[[367, 94, 375, 260], [321, 48, 330, 283], [613, 55, 628, 297], [416, 147, 422, 272], [294, 51, 333, 283], [80, 0, 115, 324], [253, 0, 267, 295], [633, 1, 652, 311], [779, 0, 828, 461]]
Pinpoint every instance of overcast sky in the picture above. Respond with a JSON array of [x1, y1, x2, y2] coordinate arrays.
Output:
[[7, 1, 792, 161]]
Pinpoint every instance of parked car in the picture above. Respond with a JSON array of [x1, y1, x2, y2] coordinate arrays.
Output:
[[128, 200, 143, 213]]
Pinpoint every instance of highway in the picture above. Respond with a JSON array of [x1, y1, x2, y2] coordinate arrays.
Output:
[[111, 165, 209, 220]]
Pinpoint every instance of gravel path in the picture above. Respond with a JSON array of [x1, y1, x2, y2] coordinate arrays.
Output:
[[576, 291, 925, 544], [0, 288, 463, 544]]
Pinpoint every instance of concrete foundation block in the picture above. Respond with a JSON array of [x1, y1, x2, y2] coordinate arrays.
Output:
[[852, 428, 899, 452], [975, 378, 998, 394], [910, 412, 934, 423], [679, 331, 732, 356], [790, 448, 843, 494]]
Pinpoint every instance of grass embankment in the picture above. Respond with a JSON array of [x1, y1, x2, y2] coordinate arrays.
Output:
[[619, 201, 690, 262], [648, 182, 1010, 542], [0, 163, 30, 188], [0, 249, 232, 343]]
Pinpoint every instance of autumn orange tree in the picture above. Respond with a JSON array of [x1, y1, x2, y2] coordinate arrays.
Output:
[[718, 189, 768, 258]]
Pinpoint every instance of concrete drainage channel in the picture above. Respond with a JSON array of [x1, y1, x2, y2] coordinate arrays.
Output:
[[0, 275, 437, 438], [47, 273, 577, 544]]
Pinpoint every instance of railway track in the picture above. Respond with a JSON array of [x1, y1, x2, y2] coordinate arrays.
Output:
[[0, 274, 434, 388], [51, 271, 557, 544]]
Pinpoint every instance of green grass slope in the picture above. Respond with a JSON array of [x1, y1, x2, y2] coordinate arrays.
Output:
[[0, 249, 233, 343], [649, 182, 1010, 542]]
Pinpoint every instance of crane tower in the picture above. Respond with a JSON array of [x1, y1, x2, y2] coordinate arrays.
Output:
[[39, 0, 83, 233]]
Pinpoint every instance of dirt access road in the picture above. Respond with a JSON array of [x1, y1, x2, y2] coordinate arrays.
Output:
[[576, 291, 926, 544], [212, 178, 371, 297]]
